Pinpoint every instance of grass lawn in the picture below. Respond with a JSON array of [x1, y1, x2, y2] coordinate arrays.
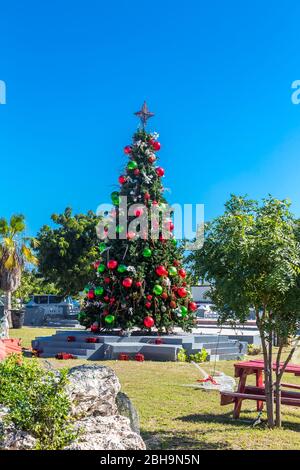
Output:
[[9, 327, 300, 450]]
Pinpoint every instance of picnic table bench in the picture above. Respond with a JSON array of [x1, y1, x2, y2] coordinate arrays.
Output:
[[220, 359, 300, 418]]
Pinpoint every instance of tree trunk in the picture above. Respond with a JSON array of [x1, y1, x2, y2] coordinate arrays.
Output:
[[1, 291, 12, 338], [260, 330, 275, 428]]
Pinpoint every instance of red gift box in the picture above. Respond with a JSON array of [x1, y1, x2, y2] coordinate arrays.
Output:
[[135, 353, 144, 362], [85, 337, 99, 343], [119, 353, 130, 361], [155, 338, 163, 345], [55, 352, 77, 360], [67, 336, 76, 342]]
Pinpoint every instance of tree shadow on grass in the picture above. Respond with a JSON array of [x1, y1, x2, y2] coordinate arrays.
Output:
[[141, 429, 231, 450]]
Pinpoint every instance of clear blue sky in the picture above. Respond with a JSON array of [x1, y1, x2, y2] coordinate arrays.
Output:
[[1, 0, 300, 236]]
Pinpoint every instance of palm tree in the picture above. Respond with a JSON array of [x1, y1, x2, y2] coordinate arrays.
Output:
[[0, 214, 37, 338]]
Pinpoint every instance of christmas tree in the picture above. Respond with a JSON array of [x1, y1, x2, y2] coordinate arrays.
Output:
[[79, 103, 197, 333]]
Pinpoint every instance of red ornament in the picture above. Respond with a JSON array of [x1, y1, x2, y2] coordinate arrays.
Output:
[[152, 200, 158, 206], [144, 192, 151, 200], [147, 295, 153, 301], [156, 265, 168, 277], [124, 145, 132, 154], [148, 155, 156, 163], [104, 296, 110, 303], [135, 281, 142, 288], [134, 207, 144, 217], [173, 260, 180, 267], [143, 316, 155, 328], [119, 175, 127, 184], [134, 168, 140, 175], [109, 297, 116, 304], [177, 287, 187, 298], [149, 139, 161, 151], [127, 231, 136, 240], [87, 290, 95, 299], [91, 324, 99, 333], [107, 260, 118, 270], [122, 277, 133, 288], [188, 301, 198, 312], [156, 167, 165, 177], [178, 268, 186, 278], [145, 301, 152, 309], [104, 277, 111, 284], [161, 292, 168, 300], [170, 300, 177, 309]]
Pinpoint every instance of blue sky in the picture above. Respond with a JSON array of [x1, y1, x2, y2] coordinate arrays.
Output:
[[1, 0, 300, 236]]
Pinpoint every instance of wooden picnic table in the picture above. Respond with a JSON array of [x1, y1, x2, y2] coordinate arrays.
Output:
[[220, 359, 300, 418]]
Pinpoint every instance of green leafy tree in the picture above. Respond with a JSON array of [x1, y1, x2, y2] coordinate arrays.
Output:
[[35, 208, 100, 296], [0, 215, 37, 337], [12, 269, 59, 307], [80, 121, 197, 333], [188, 195, 300, 428]]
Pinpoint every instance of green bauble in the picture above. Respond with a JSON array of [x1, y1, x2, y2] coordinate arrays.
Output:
[[97, 264, 106, 273], [127, 161, 138, 170], [143, 248, 152, 258], [116, 225, 125, 233], [168, 266, 178, 277], [171, 238, 177, 246], [117, 264, 127, 273], [105, 314, 115, 324], [99, 242, 106, 252], [111, 191, 120, 205], [94, 287, 104, 296], [153, 284, 163, 295], [181, 306, 188, 316]]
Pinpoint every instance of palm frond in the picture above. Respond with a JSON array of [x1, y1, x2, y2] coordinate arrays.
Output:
[[21, 244, 38, 265], [4, 253, 16, 270], [0, 218, 9, 236], [10, 214, 26, 235]]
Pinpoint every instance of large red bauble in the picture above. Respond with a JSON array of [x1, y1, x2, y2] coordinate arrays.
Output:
[[107, 260, 118, 270], [188, 301, 198, 312], [149, 139, 161, 151], [156, 167, 165, 177], [118, 175, 127, 184], [87, 290, 95, 299], [144, 316, 155, 328], [124, 145, 132, 154], [135, 280, 142, 288], [177, 287, 187, 298], [178, 268, 186, 278], [156, 265, 168, 277], [122, 277, 133, 288]]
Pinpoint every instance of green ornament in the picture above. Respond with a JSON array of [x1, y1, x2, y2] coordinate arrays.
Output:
[[153, 284, 163, 295], [105, 314, 115, 324], [116, 225, 125, 233], [169, 266, 178, 277], [111, 191, 120, 205], [143, 248, 152, 258], [97, 264, 106, 273], [171, 238, 177, 246], [127, 161, 138, 170], [94, 287, 104, 296], [181, 306, 188, 316], [99, 242, 106, 252], [117, 264, 127, 273]]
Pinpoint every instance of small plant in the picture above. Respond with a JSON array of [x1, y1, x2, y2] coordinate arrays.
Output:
[[189, 348, 208, 363], [247, 344, 261, 356], [0, 354, 76, 450], [177, 348, 188, 362]]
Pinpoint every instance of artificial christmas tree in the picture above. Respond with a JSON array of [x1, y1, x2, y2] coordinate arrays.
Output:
[[79, 103, 197, 333]]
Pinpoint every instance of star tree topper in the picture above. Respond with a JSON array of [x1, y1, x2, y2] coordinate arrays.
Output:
[[134, 101, 154, 128]]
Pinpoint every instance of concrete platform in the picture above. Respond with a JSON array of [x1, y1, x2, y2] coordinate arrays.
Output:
[[32, 330, 247, 362]]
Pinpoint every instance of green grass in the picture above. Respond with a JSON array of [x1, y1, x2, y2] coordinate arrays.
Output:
[[9, 327, 300, 450]]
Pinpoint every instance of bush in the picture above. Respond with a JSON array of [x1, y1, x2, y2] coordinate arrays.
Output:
[[0, 354, 76, 450], [189, 348, 208, 363], [177, 348, 188, 362], [247, 344, 261, 356]]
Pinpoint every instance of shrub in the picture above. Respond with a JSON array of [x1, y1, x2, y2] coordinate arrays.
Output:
[[177, 348, 188, 362], [247, 344, 262, 356], [189, 348, 208, 363], [0, 354, 76, 449]]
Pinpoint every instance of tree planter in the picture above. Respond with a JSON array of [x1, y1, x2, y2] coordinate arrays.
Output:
[[11, 310, 25, 329]]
